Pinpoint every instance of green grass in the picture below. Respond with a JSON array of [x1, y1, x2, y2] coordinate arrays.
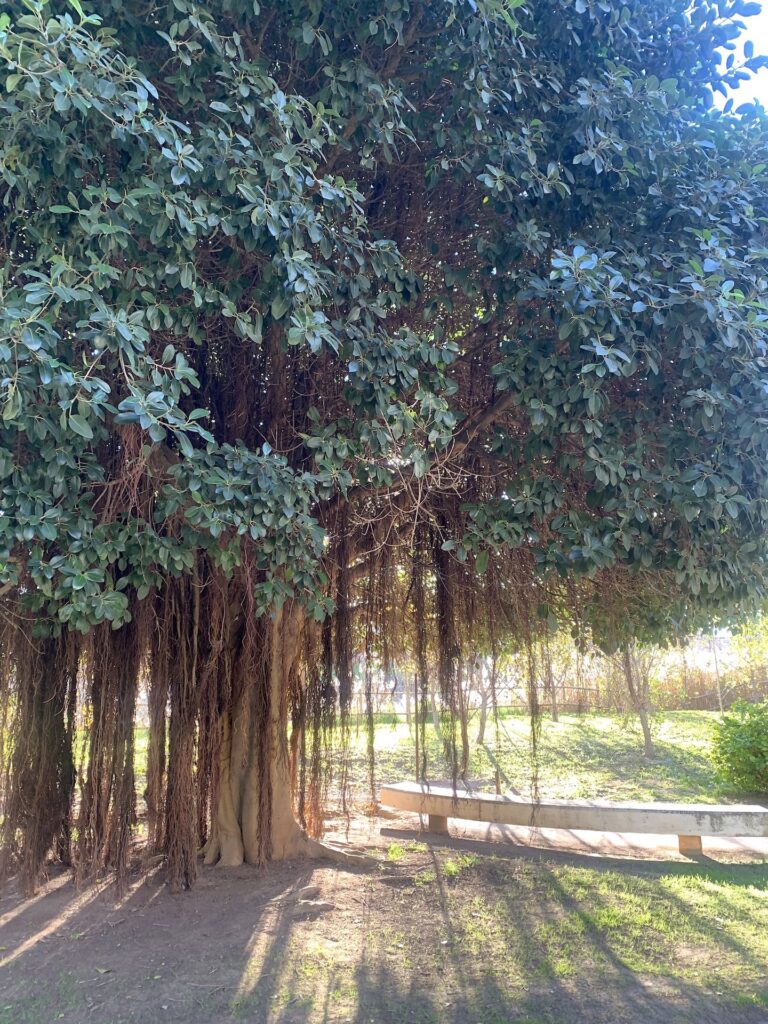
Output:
[[444, 856, 768, 995], [386, 840, 408, 862], [228, 851, 768, 1024], [413, 854, 765, 1015], [334, 709, 729, 804]]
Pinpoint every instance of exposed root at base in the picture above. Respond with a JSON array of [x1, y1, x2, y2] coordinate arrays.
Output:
[[296, 835, 377, 868], [200, 837, 216, 865], [198, 831, 376, 869]]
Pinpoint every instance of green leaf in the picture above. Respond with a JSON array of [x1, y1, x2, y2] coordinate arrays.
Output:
[[271, 293, 290, 320], [2, 387, 21, 422], [69, 414, 94, 440]]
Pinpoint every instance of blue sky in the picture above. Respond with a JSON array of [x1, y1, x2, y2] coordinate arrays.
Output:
[[727, 2, 768, 105]]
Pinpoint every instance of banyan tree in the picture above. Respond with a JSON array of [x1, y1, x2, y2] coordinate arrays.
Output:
[[1, 0, 768, 892]]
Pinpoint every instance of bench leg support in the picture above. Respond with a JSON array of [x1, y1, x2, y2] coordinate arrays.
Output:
[[678, 834, 703, 856], [427, 814, 449, 835]]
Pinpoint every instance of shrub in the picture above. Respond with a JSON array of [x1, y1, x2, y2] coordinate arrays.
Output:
[[713, 701, 768, 794]]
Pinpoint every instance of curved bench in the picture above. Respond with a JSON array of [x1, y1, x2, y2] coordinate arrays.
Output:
[[379, 781, 768, 855]]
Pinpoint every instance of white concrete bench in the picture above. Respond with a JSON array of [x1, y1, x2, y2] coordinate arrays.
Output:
[[379, 781, 768, 855]]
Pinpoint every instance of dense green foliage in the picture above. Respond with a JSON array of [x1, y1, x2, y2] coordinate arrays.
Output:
[[1, 0, 767, 638], [713, 699, 768, 793]]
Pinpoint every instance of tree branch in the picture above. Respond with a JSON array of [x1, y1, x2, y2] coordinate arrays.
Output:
[[451, 389, 517, 457]]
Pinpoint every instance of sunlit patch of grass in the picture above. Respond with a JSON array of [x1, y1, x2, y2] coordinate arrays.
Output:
[[447, 856, 768, 995], [349, 851, 768, 1019], [338, 710, 727, 805], [385, 841, 407, 862], [442, 853, 479, 879]]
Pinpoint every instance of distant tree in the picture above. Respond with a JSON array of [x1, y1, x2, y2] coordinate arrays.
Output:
[[2, 0, 768, 891], [620, 645, 657, 759]]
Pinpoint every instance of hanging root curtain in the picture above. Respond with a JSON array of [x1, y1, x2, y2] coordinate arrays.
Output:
[[0, 515, 647, 895]]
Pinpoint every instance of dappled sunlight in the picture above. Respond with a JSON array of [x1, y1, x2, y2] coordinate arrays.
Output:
[[0, 878, 106, 969], [231, 866, 374, 1021], [0, 871, 70, 932], [652, 873, 768, 979], [0, 865, 166, 973], [116, 867, 166, 912], [1, 846, 766, 1023], [233, 900, 290, 1009]]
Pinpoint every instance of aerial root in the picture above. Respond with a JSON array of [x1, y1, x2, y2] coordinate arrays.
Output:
[[295, 834, 377, 867]]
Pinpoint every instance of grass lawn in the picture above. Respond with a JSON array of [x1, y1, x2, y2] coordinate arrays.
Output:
[[346, 846, 768, 1023], [338, 709, 732, 805]]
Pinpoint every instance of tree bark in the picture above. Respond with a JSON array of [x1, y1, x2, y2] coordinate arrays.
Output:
[[203, 607, 307, 866], [199, 606, 356, 870], [622, 646, 654, 759], [636, 701, 654, 760]]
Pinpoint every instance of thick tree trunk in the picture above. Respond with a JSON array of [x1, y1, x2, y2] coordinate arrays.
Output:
[[203, 607, 327, 868], [262, 610, 307, 860]]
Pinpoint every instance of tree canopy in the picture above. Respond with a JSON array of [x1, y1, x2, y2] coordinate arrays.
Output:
[[1, 0, 768, 891]]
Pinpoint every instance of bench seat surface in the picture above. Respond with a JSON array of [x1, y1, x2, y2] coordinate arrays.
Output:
[[379, 782, 768, 837]]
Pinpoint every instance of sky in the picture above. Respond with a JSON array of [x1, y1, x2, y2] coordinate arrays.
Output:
[[725, 1, 768, 106]]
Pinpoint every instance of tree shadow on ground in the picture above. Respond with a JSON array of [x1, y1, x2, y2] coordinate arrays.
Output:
[[1, 842, 766, 1024], [380, 825, 768, 879]]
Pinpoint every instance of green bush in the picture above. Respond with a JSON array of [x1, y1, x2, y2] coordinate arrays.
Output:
[[713, 701, 768, 794]]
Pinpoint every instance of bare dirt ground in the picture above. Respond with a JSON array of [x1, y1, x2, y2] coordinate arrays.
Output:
[[2, 813, 767, 1024]]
